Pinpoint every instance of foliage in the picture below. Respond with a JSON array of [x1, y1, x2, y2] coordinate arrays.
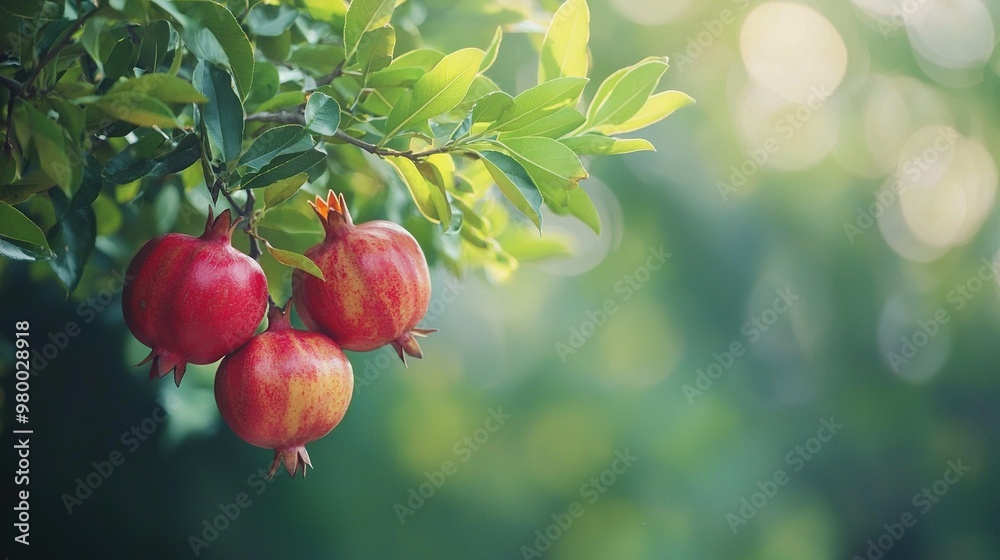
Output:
[[0, 0, 692, 295]]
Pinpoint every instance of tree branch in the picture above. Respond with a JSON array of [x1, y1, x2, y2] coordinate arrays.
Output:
[[246, 111, 466, 161]]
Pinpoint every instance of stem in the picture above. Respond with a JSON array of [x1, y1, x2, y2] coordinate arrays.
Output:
[[244, 189, 261, 261], [246, 111, 471, 161]]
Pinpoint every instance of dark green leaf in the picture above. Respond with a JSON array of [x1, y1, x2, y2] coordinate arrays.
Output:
[[304, 92, 341, 136], [194, 62, 244, 163], [497, 136, 587, 193], [13, 103, 75, 190], [245, 62, 280, 111], [240, 150, 326, 190], [173, 0, 255, 99], [150, 134, 203, 176], [288, 44, 345, 76], [481, 150, 543, 231], [47, 188, 97, 293], [239, 125, 314, 172], [0, 201, 55, 261], [246, 3, 299, 36]]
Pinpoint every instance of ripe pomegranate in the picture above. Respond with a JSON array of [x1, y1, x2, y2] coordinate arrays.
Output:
[[123, 208, 268, 386], [214, 301, 354, 478], [293, 190, 434, 363]]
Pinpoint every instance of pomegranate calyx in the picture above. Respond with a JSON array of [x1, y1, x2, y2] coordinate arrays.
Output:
[[309, 190, 354, 236], [268, 446, 313, 479], [200, 207, 242, 243], [265, 300, 295, 332], [390, 328, 437, 366], [137, 348, 188, 387]]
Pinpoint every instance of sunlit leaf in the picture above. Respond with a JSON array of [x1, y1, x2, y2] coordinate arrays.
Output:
[[264, 241, 324, 280], [0, 201, 55, 261], [490, 76, 588, 133], [584, 56, 668, 131], [344, 0, 396, 62], [594, 90, 694, 135], [538, 0, 590, 83], [560, 134, 655, 155], [263, 172, 309, 210]]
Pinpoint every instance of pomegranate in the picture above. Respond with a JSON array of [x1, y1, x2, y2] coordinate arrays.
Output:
[[293, 190, 434, 363], [123, 208, 268, 386], [214, 301, 354, 478]]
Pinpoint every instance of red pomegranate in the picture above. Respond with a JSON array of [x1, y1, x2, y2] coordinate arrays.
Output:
[[293, 190, 434, 363], [214, 301, 354, 478], [123, 208, 268, 386]]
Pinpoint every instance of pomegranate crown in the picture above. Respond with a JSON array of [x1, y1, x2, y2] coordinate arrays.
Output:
[[201, 207, 242, 242], [266, 299, 294, 332], [309, 190, 354, 234]]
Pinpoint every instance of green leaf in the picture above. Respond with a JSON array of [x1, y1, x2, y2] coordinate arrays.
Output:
[[246, 3, 298, 37], [0, 201, 55, 261], [107, 73, 209, 104], [490, 76, 588, 133], [472, 91, 513, 125], [538, 0, 590, 83], [481, 27, 502, 72], [594, 90, 695, 134], [240, 150, 326, 190], [498, 107, 585, 140], [560, 134, 655, 155], [344, 0, 395, 62], [47, 188, 97, 293], [194, 62, 244, 163], [415, 160, 452, 226], [584, 57, 668, 131], [173, 0, 255, 100], [566, 187, 600, 234], [385, 156, 444, 224], [480, 150, 543, 231], [288, 44, 345, 76], [384, 48, 485, 140], [497, 137, 587, 193], [264, 241, 324, 280], [13, 103, 74, 190], [150, 134, 203, 176], [263, 172, 309, 210], [246, 62, 280, 111], [93, 92, 180, 128], [239, 125, 314, 172], [102, 133, 166, 184], [304, 92, 341, 136], [358, 26, 395, 78], [254, 91, 307, 113]]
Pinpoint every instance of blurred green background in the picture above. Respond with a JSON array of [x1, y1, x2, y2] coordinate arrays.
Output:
[[3, 0, 1000, 558]]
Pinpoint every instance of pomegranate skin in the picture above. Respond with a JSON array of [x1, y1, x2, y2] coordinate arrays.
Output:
[[123, 209, 268, 386], [293, 191, 434, 363], [215, 303, 354, 478]]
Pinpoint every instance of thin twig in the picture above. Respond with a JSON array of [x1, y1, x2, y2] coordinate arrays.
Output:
[[246, 111, 466, 161]]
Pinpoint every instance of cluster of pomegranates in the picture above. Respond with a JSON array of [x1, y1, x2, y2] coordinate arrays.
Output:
[[122, 191, 432, 478]]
